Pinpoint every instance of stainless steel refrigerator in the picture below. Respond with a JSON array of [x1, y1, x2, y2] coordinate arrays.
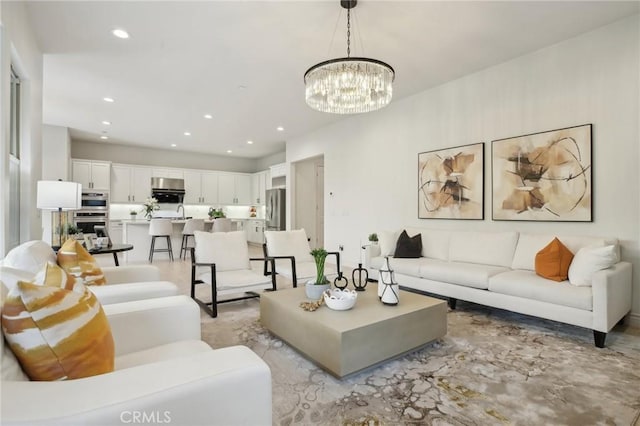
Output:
[[265, 188, 286, 231]]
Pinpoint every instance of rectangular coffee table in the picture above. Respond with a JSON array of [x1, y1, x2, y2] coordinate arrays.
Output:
[[260, 285, 447, 378]]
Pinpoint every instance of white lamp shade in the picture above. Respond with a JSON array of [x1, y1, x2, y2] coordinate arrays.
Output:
[[37, 181, 82, 210]]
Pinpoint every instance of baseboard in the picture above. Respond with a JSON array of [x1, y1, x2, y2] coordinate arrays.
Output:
[[628, 313, 640, 329]]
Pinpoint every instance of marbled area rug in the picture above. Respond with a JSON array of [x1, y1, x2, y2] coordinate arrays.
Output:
[[201, 298, 640, 426]]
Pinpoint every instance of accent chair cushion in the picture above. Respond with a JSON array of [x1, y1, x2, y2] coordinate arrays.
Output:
[[1, 279, 115, 381], [264, 229, 313, 263], [57, 239, 107, 286], [194, 230, 251, 272], [568, 245, 618, 287], [534, 238, 574, 282], [394, 230, 422, 258], [1, 240, 56, 274]]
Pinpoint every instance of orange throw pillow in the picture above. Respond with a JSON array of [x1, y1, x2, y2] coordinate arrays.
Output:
[[57, 239, 106, 286], [535, 238, 574, 282]]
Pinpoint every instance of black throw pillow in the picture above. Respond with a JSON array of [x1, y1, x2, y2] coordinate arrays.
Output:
[[394, 230, 422, 258]]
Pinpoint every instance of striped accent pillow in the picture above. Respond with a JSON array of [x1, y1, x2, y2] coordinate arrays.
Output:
[[57, 239, 106, 286], [34, 261, 77, 290], [1, 279, 115, 381]]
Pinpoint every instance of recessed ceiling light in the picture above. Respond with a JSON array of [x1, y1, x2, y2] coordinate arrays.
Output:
[[237, 85, 247, 90], [112, 28, 129, 39], [226, 150, 232, 154], [276, 126, 284, 131], [102, 120, 111, 125], [204, 114, 213, 119], [103, 97, 114, 103], [247, 140, 253, 145], [171, 144, 177, 147], [184, 131, 191, 136], [100, 135, 109, 140]]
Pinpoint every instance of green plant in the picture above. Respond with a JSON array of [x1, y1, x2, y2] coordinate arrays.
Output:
[[208, 207, 226, 218], [142, 197, 159, 219], [310, 248, 330, 285], [368, 233, 378, 242]]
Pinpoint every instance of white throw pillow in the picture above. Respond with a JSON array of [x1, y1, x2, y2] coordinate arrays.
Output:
[[2, 240, 56, 274], [568, 245, 618, 287], [378, 230, 400, 257], [194, 231, 251, 272]]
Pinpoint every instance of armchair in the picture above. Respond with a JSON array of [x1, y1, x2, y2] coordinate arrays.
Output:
[[1, 240, 179, 304], [263, 229, 342, 287], [1, 294, 273, 425], [191, 231, 276, 317]]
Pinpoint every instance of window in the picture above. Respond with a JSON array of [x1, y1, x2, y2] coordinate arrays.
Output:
[[8, 65, 21, 249]]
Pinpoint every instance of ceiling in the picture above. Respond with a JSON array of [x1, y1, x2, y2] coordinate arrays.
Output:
[[25, 1, 638, 159]]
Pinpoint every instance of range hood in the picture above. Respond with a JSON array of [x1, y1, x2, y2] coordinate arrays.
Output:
[[151, 177, 185, 203]]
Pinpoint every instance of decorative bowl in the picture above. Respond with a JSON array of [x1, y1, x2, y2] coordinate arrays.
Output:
[[323, 288, 357, 311]]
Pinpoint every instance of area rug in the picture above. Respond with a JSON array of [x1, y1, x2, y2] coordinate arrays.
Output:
[[200, 298, 640, 425]]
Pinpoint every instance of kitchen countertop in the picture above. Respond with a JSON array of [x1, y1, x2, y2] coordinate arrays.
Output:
[[119, 218, 264, 225]]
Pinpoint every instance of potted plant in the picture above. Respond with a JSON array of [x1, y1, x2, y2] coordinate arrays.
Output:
[[130, 210, 138, 220], [208, 207, 226, 219], [368, 233, 379, 245], [306, 248, 331, 300]]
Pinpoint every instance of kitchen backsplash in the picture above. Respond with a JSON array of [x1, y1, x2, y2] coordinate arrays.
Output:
[[110, 203, 265, 220]]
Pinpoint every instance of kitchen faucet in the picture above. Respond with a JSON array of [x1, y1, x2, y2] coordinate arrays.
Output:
[[176, 204, 185, 219]]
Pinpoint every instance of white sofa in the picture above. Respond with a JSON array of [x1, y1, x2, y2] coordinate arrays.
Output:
[[0, 240, 178, 304], [365, 229, 632, 347], [1, 240, 273, 425], [1, 294, 273, 425]]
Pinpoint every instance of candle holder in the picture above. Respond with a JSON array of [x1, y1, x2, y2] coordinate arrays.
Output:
[[351, 263, 368, 291], [333, 272, 349, 290], [378, 256, 399, 305]]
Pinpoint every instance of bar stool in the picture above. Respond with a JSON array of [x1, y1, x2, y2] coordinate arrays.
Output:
[[180, 218, 204, 260], [211, 218, 232, 232], [148, 219, 174, 262]]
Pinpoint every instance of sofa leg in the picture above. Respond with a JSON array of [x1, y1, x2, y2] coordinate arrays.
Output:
[[593, 330, 606, 348], [447, 298, 457, 310]]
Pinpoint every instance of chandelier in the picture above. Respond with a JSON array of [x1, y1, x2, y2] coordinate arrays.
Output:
[[304, 0, 395, 114]]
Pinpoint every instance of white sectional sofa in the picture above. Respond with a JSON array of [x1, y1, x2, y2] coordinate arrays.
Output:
[[365, 229, 632, 347]]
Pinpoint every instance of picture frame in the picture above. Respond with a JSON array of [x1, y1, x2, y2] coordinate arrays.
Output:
[[418, 142, 484, 220], [83, 234, 95, 251], [491, 123, 592, 222], [94, 225, 112, 247]]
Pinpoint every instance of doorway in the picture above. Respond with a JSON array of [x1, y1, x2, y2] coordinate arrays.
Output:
[[292, 156, 324, 249]]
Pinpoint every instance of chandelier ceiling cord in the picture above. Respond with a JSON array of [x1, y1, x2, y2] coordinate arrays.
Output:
[[304, 0, 395, 114]]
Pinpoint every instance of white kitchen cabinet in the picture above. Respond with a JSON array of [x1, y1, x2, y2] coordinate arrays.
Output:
[[152, 168, 183, 179], [111, 165, 152, 203], [247, 220, 265, 244], [218, 173, 251, 205], [72, 160, 111, 191], [269, 162, 286, 178], [251, 170, 269, 205], [184, 171, 218, 205]]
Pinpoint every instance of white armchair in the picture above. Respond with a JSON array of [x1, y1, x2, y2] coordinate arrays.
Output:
[[1, 295, 273, 425], [1, 240, 178, 304], [263, 229, 343, 287]]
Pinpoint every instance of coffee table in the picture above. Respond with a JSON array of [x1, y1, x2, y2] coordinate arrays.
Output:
[[260, 285, 447, 378]]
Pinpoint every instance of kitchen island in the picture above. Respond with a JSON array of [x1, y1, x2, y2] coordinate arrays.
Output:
[[121, 218, 257, 263]]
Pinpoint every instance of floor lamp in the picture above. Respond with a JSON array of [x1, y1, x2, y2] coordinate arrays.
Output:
[[37, 180, 82, 250]]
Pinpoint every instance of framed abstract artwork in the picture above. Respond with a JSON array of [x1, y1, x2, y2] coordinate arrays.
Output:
[[491, 124, 592, 222], [418, 142, 484, 220]]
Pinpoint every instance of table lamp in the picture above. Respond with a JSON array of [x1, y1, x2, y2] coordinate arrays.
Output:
[[37, 180, 82, 249]]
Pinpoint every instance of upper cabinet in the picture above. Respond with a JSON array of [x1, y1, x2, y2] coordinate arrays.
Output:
[[184, 171, 218, 205], [112, 165, 152, 203], [72, 160, 111, 191], [218, 173, 251, 205], [251, 170, 270, 205], [270, 162, 286, 178], [152, 168, 183, 179]]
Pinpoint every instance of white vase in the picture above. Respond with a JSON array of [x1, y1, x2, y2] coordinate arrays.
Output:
[[305, 281, 330, 300]]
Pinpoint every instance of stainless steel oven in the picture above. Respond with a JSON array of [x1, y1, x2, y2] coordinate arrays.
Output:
[[75, 192, 109, 234], [80, 192, 109, 211]]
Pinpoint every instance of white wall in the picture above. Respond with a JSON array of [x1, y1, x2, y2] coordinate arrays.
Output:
[[0, 2, 43, 255], [42, 124, 71, 180], [72, 139, 284, 173], [288, 16, 640, 317]]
